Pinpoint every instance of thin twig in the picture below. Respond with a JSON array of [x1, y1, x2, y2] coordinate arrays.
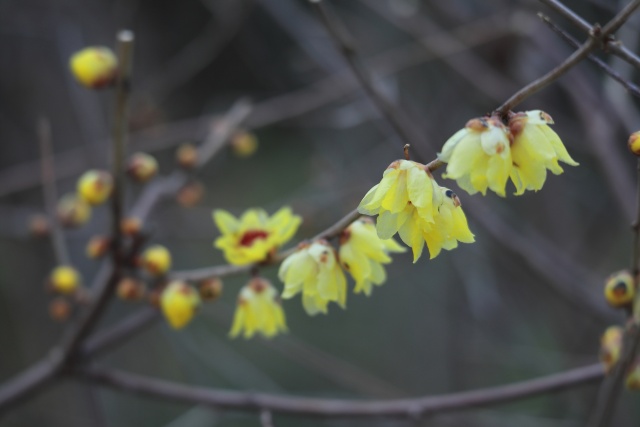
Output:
[[539, 0, 640, 70], [37, 117, 70, 265], [587, 159, 640, 426], [260, 410, 274, 427], [76, 363, 603, 419], [308, 0, 425, 149], [538, 13, 640, 98], [496, 0, 640, 115]]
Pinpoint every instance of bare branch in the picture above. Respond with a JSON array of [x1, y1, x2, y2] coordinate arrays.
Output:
[[76, 363, 603, 419]]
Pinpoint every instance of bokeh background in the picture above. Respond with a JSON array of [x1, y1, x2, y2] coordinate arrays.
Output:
[[1, 0, 640, 425]]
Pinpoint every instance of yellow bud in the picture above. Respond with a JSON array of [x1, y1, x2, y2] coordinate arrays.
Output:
[[176, 143, 199, 170], [69, 47, 118, 89], [29, 214, 51, 238], [141, 244, 172, 276], [604, 270, 635, 308], [629, 131, 640, 156], [176, 181, 204, 208], [127, 152, 158, 183], [77, 170, 113, 205], [49, 265, 81, 294], [86, 235, 110, 259], [49, 297, 72, 322], [116, 277, 146, 301], [198, 277, 223, 301], [231, 131, 258, 157], [626, 359, 640, 390], [120, 217, 142, 236], [57, 194, 91, 228], [160, 281, 200, 329], [600, 325, 624, 373]]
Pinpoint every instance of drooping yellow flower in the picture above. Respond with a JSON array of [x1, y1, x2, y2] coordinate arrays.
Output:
[[230, 278, 287, 339], [213, 207, 301, 265], [279, 240, 347, 315], [49, 265, 81, 294], [77, 170, 113, 205], [69, 47, 118, 89], [141, 245, 172, 277], [339, 218, 405, 295], [439, 117, 512, 197], [160, 281, 200, 329], [440, 111, 578, 196], [600, 326, 623, 373]]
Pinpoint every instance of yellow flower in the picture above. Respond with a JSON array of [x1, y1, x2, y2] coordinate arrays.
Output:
[[77, 170, 113, 205], [213, 207, 301, 265], [600, 325, 623, 374], [69, 47, 118, 89], [50, 265, 81, 294], [604, 270, 635, 308], [508, 110, 578, 195], [439, 111, 578, 196], [339, 218, 405, 295], [141, 245, 172, 277], [230, 278, 287, 339], [357, 160, 473, 262], [57, 193, 91, 228], [279, 240, 347, 315], [439, 117, 512, 197], [160, 281, 200, 329], [127, 152, 158, 183]]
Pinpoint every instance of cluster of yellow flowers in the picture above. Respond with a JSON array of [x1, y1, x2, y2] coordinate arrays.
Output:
[[439, 111, 578, 196]]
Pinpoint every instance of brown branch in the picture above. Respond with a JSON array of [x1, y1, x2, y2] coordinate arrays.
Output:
[[37, 117, 70, 265], [496, 0, 640, 115], [75, 363, 603, 419], [587, 159, 640, 426], [308, 0, 426, 150], [538, 13, 640, 98], [539, 0, 640, 70]]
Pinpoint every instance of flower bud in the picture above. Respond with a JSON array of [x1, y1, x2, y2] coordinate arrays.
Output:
[[176, 143, 198, 170], [86, 235, 111, 259], [49, 265, 81, 294], [69, 47, 118, 89], [600, 325, 624, 373], [176, 181, 204, 208], [77, 170, 113, 205], [231, 130, 258, 157], [626, 359, 640, 390], [629, 131, 640, 156], [29, 214, 51, 238], [57, 194, 91, 228], [116, 277, 146, 301], [199, 277, 223, 301], [127, 152, 158, 183], [160, 281, 200, 329], [604, 270, 635, 308], [120, 217, 142, 236], [141, 244, 172, 276], [49, 297, 72, 322]]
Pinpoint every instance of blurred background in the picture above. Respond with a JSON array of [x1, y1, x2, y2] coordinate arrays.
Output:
[[1, 0, 640, 425]]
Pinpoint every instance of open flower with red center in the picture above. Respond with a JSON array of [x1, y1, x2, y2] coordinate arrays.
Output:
[[230, 277, 287, 339], [213, 207, 302, 265], [279, 240, 347, 315]]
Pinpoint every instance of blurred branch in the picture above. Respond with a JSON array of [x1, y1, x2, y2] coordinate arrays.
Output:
[[76, 363, 604, 419], [37, 117, 70, 265], [496, 0, 640, 115], [308, 0, 426, 150], [539, 0, 640, 70], [538, 13, 640, 98]]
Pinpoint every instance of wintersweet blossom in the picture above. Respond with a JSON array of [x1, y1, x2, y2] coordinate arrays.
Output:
[[213, 207, 301, 265], [507, 110, 578, 195], [160, 281, 200, 329], [279, 240, 347, 315], [439, 110, 578, 196], [339, 218, 405, 295], [357, 159, 473, 262], [439, 117, 512, 197], [230, 278, 287, 339]]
